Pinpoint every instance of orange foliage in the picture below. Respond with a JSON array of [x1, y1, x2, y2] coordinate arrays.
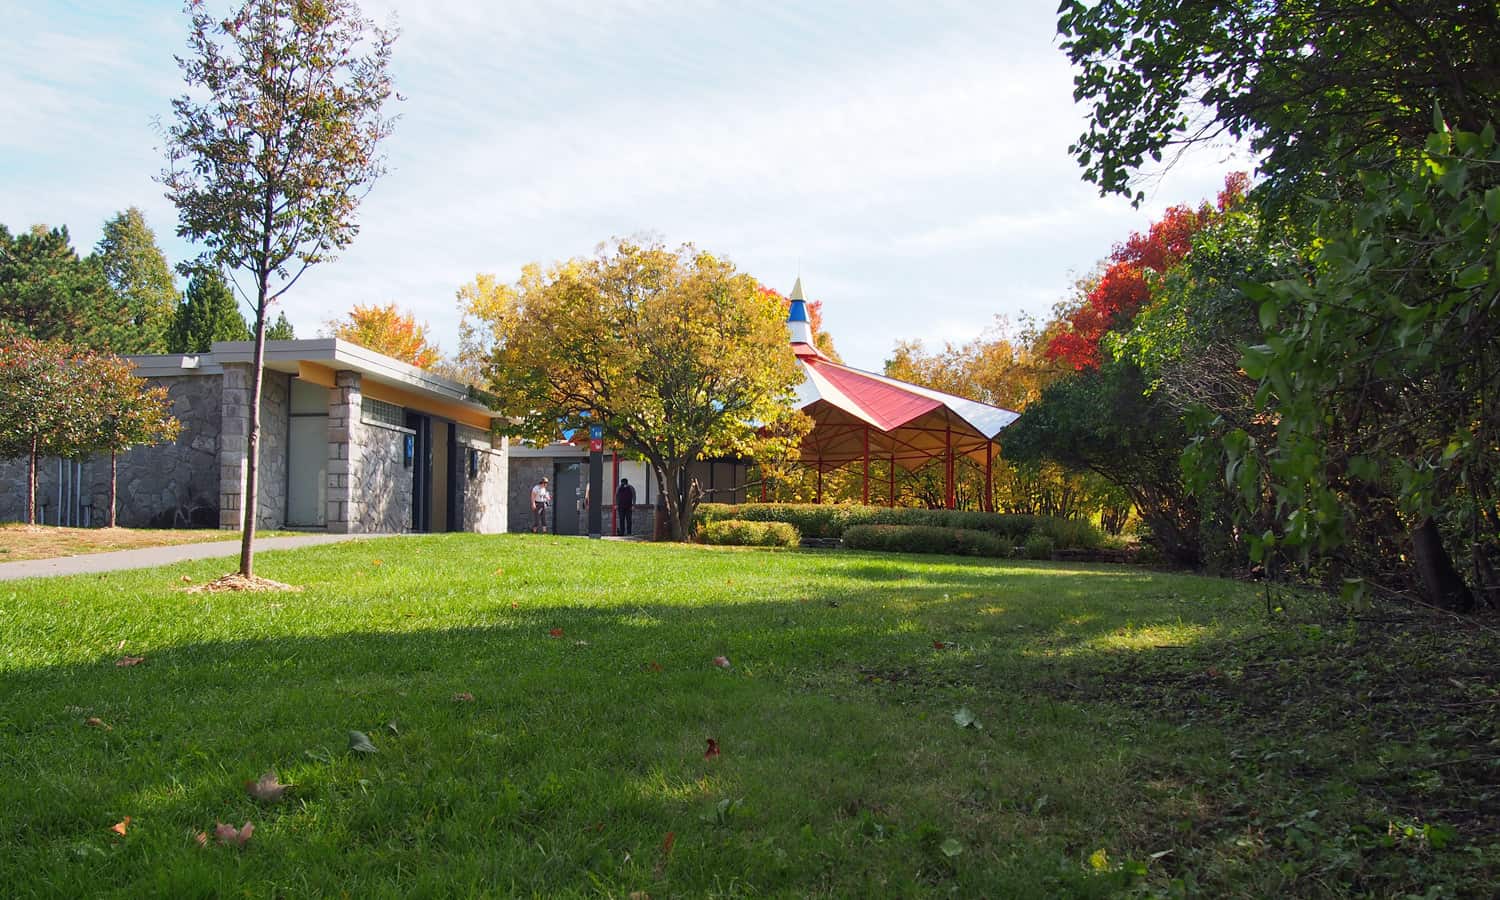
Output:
[[327, 302, 441, 369]]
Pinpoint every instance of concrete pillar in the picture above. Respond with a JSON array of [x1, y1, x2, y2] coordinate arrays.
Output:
[[218, 363, 252, 529], [326, 370, 362, 533]]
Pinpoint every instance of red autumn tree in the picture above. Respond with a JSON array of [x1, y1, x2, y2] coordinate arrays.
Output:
[[1045, 174, 1247, 370]]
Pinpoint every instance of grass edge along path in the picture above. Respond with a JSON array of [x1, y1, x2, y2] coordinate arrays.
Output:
[[1, 535, 1495, 896]]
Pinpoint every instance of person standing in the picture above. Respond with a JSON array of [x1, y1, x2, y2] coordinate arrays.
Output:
[[615, 477, 637, 535], [530, 476, 551, 533]]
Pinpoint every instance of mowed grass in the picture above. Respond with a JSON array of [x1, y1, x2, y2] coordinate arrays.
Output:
[[1, 536, 1494, 897]]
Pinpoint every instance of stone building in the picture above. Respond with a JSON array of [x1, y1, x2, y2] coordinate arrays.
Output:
[[0, 339, 508, 533]]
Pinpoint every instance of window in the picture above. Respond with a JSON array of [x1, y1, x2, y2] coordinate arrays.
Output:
[[362, 397, 405, 429]]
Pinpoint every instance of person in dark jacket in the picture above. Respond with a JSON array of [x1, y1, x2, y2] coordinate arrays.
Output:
[[615, 477, 637, 535]]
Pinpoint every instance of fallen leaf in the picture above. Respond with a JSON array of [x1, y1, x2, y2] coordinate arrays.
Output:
[[493, 567, 504, 576], [510, 601, 518, 609], [1088, 848, 1110, 871], [452, 691, 475, 703], [661, 831, 676, 856], [548, 628, 564, 638], [348, 730, 378, 754], [953, 707, 982, 730], [573, 639, 589, 646], [194, 831, 208, 848], [371, 559, 382, 567], [704, 738, 720, 759], [215, 821, 254, 849], [629, 892, 651, 900], [84, 716, 112, 731], [245, 771, 291, 803], [940, 837, 964, 858], [712, 656, 731, 669], [116, 639, 125, 650], [385, 720, 400, 735], [115, 656, 146, 667], [180, 575, 193, 583], [111, 816, 131, 836], [933, 641, 949, 650], [646, 661, 663, 673]]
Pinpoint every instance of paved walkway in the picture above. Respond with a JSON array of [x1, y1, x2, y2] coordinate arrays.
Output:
[[0, 533, 382, 582]]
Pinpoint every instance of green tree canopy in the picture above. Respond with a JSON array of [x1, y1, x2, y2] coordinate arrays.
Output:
[[0, 224, 125, 349], [95, 207, 179, 352], [480, 240, 808, 540], [167, 267, 250, 353]]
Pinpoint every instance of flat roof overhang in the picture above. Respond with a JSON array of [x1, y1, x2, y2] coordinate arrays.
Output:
[[127, 339, 498, 430]]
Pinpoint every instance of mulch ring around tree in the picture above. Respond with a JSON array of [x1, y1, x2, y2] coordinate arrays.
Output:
[[186, 573, 302, 593]]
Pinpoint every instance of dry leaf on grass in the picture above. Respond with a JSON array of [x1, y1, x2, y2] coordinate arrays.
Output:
[[214, 821, 254, 848], [704, 738, 721, 759], [245, 771, 291, 803], [115, 656, 146, 667], [452, 692, 475, 703], [84, 716, 112, 731], [111, 816, 131, 836], [712, 656, 731, 669], [548, 628, 564, 638]]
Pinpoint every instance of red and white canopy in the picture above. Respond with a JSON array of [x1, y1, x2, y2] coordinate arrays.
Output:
[[783, 280, 1018, 506]]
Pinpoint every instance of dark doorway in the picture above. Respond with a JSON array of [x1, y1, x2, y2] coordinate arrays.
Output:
[[445, 422, 462, 532], [553, 460, 584, 535], [406, 412, 432, 533]]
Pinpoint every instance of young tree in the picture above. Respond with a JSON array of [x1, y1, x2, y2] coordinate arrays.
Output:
[[95, 207, 180, 352], [161, 0, 398, 577], [0, 224, 126, 349], [481, 241, 807, 540], [325, 301, 440, 367], [0, 331, 87, 525], [167, 267, 251, 352], [81, 355, 182, 527], [266, 311, 297, 340]]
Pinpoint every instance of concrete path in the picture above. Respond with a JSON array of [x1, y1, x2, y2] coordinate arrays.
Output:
[[0, 533, 385, 582]]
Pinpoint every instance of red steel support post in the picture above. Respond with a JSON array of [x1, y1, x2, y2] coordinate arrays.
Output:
[[862, 425, 870, 505]]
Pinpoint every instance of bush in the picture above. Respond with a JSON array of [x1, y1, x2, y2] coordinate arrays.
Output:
[[843, 524, 1009, 558], [1023, 533, 1056, 560], [694, 503, 1104, 549], [699, 519, 800, 548]]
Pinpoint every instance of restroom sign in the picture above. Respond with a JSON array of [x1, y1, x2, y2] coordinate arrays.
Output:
[[589, 424, 603, 452]]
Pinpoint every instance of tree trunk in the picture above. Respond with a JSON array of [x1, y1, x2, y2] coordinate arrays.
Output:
[[27, 436, 37, 526], [1412, 517, 1473, 612], [109, 452, 118, 528], [239, 295, 269, 577]]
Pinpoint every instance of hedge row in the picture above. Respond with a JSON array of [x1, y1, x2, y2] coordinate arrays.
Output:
[[699, 519, 800, 548], [842, 525, 1061, 559], [694, 503, 1102, 549]]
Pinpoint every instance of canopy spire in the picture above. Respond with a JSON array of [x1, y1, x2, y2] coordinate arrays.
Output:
[[787, 277, 814, 345]]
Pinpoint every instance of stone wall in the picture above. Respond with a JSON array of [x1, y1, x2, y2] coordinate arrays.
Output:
[[103, 373, 223, 528], [355, 422, 413, 533], [218, 365, 291, 530], [458, 426, 507, 533], [0, 456, 96, 525]]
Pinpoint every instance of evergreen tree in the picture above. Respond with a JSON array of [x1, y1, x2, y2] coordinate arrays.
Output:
[[167, 268, 250, 352], [0, 223, 127, 349], [95, 207, 179, 352], [265, 311, 296, 341]]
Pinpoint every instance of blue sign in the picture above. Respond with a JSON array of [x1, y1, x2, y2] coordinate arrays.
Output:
[[589, 425, 603, 440]]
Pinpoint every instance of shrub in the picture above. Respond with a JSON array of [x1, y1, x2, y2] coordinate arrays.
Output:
[[1023, 533, 1056, 560], [694, 503, 1104, 549], [700, 519, 800, 548], [843, 524, 1009, 558]]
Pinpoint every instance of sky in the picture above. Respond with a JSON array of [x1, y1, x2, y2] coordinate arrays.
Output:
[[1, 0, 1250, 371]]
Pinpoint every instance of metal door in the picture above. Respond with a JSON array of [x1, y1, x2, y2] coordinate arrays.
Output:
[[553, 461, 583, 535]]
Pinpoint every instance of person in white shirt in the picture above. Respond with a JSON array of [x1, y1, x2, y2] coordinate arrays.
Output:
[[530, 477, 551, 533]]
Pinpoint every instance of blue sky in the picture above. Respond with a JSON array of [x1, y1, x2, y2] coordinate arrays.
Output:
[[2, 0, 1248, 371]]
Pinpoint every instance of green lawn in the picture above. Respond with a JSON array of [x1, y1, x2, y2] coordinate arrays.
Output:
[[2, 536, 1495, 896]]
